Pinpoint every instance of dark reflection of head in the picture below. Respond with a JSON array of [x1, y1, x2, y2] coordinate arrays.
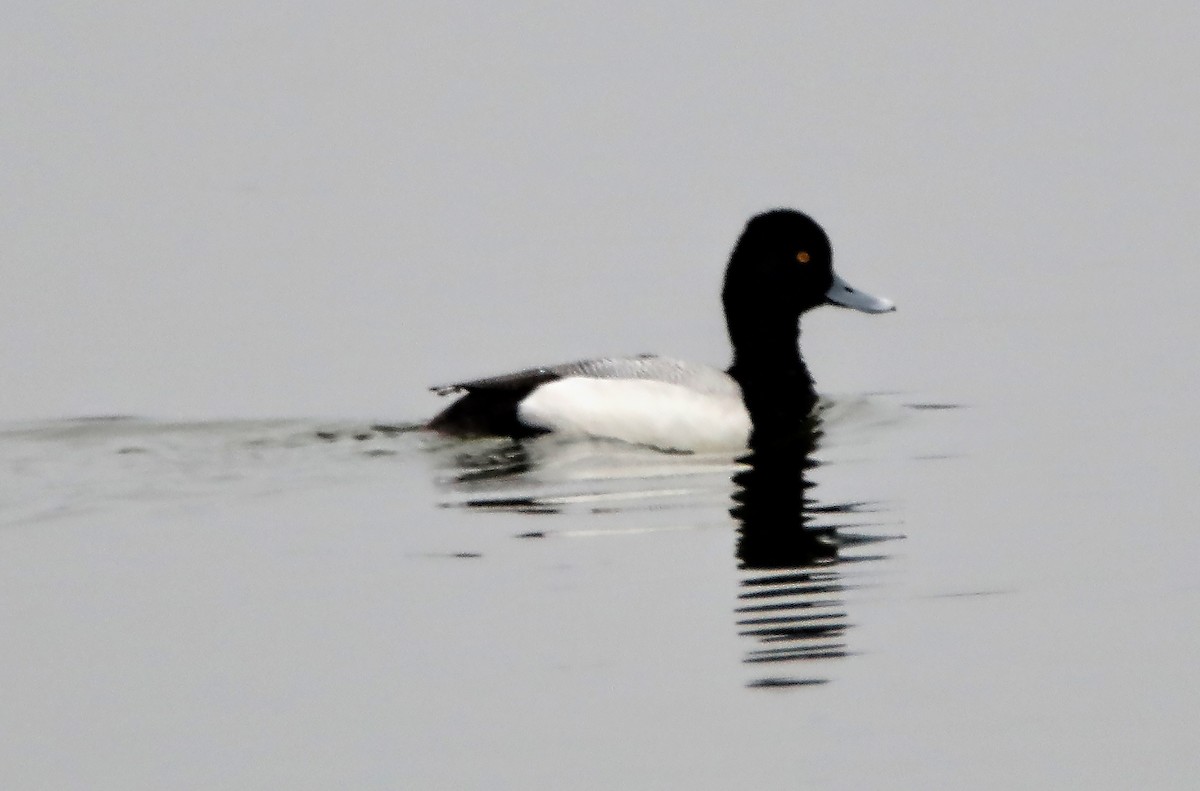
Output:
[[733, 406, 883, 688]]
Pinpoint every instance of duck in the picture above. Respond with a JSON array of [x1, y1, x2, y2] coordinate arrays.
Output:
[[427, 209, 894, 452]]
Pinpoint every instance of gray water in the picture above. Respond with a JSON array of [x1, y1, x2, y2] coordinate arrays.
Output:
[[4, 3, 1199, 789], [3, 375, 1196, 789]]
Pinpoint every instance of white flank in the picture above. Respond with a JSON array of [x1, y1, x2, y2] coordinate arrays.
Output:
[[517, 377, 751, 453]]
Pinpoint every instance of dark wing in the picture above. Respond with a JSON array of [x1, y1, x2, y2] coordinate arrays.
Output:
[[429, 364, 569, 397]]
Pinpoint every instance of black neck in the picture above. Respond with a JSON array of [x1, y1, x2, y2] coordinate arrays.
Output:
[[727, 316, 817, 444]]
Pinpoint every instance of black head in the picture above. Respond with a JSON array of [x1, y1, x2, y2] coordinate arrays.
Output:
[[722, 209, 894, 334], [721, 209, 837, 340]]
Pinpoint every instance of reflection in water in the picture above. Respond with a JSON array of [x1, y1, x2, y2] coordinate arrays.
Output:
[[432, 406, 899, 690], [446, 441, 535, 484], [734, 410, 894, 688], [434, 436, 739, 518]]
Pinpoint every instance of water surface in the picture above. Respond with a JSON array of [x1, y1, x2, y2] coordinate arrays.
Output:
[[9, 384, 1193, 790]]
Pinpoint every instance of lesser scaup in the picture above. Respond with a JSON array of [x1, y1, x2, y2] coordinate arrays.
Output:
[[427, 209, 894, 451]]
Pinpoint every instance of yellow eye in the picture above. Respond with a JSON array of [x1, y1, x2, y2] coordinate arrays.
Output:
[[796, 251, 810, 264]]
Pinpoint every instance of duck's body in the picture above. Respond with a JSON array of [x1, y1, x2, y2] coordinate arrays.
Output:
[[429, 355, 750, 451], [427, 209, 894, 452]]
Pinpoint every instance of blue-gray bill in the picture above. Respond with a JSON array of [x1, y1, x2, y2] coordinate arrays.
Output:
[[824, 273, 895, 313]]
